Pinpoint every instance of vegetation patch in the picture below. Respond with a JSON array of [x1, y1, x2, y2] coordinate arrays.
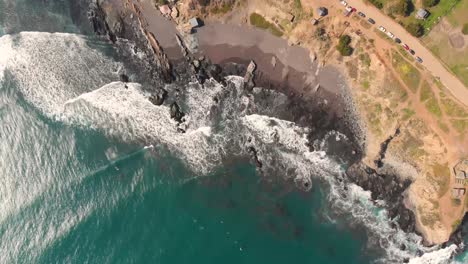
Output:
[[451, 119, 468, 134], [420, 81, 432, 101], [402, 108, 416, 121], [441, 98, 468, 117], [249, 13, 283, 37], [359, 53, 371, 67], [211, 2, 234, 14], [452, 198, 462, 207], [425, 98, 442, 118], [361, 80, 370, 90], [463, 23, 468, 35], [406, 22, 424, 37], [367, 0, 384, 9], [429, 163, 451, 198], [438, 120, 450, 133], [345, 60, 359, 79], [337, 35, 353, 56], [365, 102, 384, 135], [401, 132, 426, 159], [392, 51, 421, 90], [450, 64, 468, 87], [419, 208, 440, 228]]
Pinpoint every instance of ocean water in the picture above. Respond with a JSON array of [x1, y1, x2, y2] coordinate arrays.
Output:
[[0, 0, 464, 263]]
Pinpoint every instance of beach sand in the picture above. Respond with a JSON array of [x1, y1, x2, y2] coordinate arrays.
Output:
[[137, 0, 354, 118]]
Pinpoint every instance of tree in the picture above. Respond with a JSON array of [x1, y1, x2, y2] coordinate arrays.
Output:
[[391, 0, 411, 17], [462, 23, 468, 35], [423, 0, 439, 8], [406, 22, 424, 37], [336, 35, 353, 56]]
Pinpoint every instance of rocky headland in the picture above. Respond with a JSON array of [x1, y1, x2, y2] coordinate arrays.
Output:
[[83, 0, 467, 258]]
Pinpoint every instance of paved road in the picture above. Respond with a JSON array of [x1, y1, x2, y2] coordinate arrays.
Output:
[[343, 0, 468, 106]]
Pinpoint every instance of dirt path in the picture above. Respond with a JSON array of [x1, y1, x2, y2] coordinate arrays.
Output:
[[311, 0, 468, 106]]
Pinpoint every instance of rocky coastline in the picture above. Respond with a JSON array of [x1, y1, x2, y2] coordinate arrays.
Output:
[[84, 0, 465, 257]]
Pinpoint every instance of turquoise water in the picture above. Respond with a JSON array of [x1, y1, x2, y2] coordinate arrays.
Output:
[[2, 0, 464, 263], [1, 74, 375, 263]]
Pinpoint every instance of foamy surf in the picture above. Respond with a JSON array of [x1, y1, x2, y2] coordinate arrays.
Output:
[[0, 32, 122, 116], [1, 30, 461, 263]]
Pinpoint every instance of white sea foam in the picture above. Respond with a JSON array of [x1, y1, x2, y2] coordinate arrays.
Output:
[[0, 32, 122, 116], [0, 31, 459, 264], [61, 81, 220, 174], [409, 244, 458, 264]]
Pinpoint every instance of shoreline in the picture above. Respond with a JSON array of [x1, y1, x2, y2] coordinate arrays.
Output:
[[92, 0, 466, 256]]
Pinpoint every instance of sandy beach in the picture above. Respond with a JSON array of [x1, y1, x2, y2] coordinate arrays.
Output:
[[137, 0, 352, 110]]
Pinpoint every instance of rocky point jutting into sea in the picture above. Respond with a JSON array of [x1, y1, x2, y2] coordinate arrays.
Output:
[[0, 0, 466, 262], [83, 0, 468, 262]]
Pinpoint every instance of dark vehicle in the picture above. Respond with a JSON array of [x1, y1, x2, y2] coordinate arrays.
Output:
[[358, 11, 366, 17], [368, 18, 375, 24], [409, 49, 415, 55], [394, 38, 401, 44], [416, 57, 423, 63]]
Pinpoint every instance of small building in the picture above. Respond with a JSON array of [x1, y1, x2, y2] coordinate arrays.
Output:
[[311, 18, 319, 25], [317, 7, 328, 17], [189, 17, 202, 28], [452, 188, 466, 199], [416, 8, 429, 19], [159, 5, 172, 17]]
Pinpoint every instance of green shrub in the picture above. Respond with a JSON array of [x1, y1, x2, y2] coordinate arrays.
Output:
[[462, 23, 468, 35], [391, 0, 412, 17], [368, 0, 383, 9], [406, 22, 424, 37], [423, 0, 439, 8], [337, 35, 353, 56], [249, 13, 283, 37]]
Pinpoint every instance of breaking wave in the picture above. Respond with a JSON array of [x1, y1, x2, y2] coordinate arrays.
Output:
[[0, 31, 462, 263]]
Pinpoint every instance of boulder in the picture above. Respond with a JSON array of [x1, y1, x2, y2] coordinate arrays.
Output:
[[170, 102, 184, 122]]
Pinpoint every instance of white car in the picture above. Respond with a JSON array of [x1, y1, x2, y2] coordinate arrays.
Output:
[[340, 1, 348, 6], [378, 26, 386, 33], [386, 31, 394, 39]]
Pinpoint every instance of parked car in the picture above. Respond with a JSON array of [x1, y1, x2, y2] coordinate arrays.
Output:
[[357, 11, 366, 17], [394, 38, 401, 44], [409, 49, 415, 55], [402, 43, 410, 50], [368, 18, 376, 24], [340, 0, 348, 6], [386, 31, 394, 39], [378, 26, 386, 33], [416, 57, 423, 63]]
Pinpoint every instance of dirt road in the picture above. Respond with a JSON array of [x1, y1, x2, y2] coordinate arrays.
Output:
[[332, 0, 468, 106]]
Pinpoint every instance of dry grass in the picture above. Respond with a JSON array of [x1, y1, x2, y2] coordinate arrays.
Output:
[[429, 163, 451, 198], [392, 51, 421, 90]]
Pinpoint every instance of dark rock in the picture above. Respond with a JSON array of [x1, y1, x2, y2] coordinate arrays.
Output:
[[247, 146, 263, 168], [447, 212, 468, 247], [119, 73, 129, 82], [207, 64, 223, 82], [170, 102, 184, 122], [149, 89, 167, 106], [346, 162, 416, 233], [400, 243, 406, 251]]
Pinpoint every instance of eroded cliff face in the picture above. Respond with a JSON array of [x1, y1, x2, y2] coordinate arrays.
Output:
[[87, 0, 467, 247], [168, 0, 468, 245]]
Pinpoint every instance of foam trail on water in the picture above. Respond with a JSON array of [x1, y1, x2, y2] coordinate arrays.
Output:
[[62, 82, 219, 174], [0, 32, 122, 116], [1, 31, 460, 263]]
